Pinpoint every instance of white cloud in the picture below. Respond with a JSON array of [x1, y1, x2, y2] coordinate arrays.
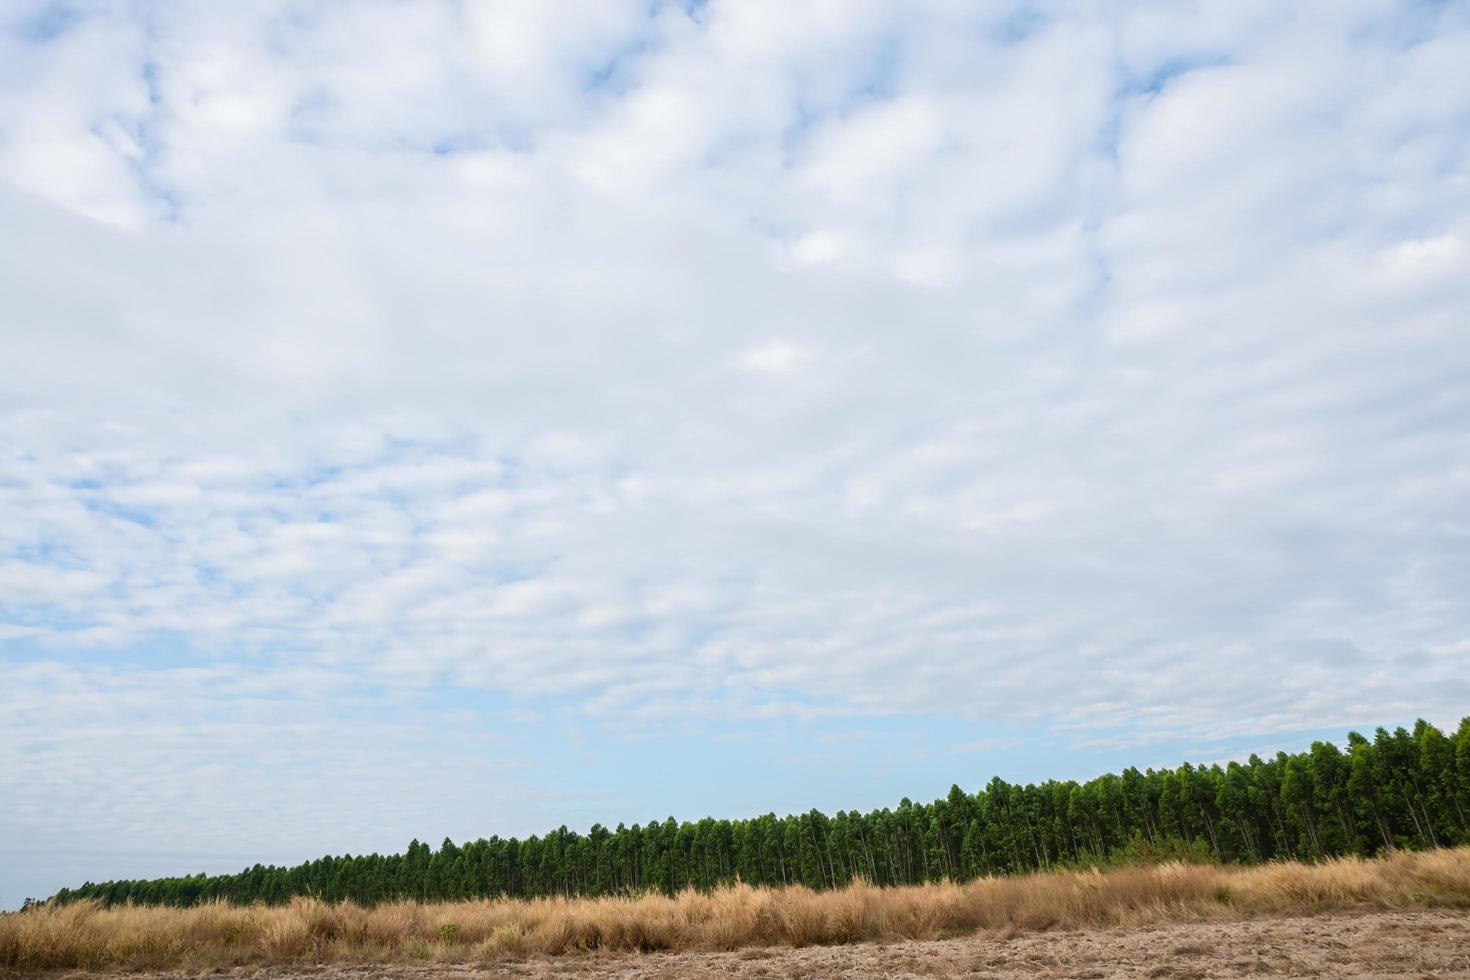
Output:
[[1376, 234, 1464, 282], [738, 340, 809, 373]]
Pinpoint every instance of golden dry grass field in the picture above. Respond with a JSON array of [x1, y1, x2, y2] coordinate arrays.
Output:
[[4, 847, 1469, 976]]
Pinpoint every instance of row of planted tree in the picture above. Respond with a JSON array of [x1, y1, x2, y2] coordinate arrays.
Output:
[[48, 718, 1470, 908]]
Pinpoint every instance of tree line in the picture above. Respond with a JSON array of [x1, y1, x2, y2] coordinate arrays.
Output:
[[47, 718, 1470, 908]]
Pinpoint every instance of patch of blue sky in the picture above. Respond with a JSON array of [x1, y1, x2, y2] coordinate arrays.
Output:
[[677, 0, 710, 23], [142, 58, 162, 106], [777, 30, 907, 163], [7, 534, 67, 565], [0, 633, 58, 660], [11, 0, 80, 43], [582, 31, 657, 98], [76, 492, 158, 528], [842, 31, 907, 105], [494, 712, 1053, 834], [1, 631, 216, 669], [1118, 55, 1233, 100], [1350, 0, 1467, 48], [516, 712, 1454, 841], [282, 87, 341, 146], [430, 133, 479, 156], [990, 3, 1047, 45], [1064, 717, 1440, 778], [0, 847, 308, 909]]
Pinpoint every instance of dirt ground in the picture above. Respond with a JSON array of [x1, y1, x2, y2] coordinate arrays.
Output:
[[46, 909, 1470, 980]]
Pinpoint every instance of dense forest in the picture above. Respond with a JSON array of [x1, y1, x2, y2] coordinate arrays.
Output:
[[48, 718, 1470, 908]]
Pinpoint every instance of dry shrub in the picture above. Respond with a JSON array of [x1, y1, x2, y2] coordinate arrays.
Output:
[[4, 846, 1469, 972], [885, 879, 965, 939], [1236, 855, 1387, 908], [681, 883, 767, 949], [475, 922, 525, 958], [766, 884, 825, 946], [822, 877, 881, 943], [363, 902, 424, 948], [258, 913, 310, 959]]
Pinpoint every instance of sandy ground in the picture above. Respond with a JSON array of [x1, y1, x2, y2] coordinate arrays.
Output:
[[44, 909, 1470, 980]]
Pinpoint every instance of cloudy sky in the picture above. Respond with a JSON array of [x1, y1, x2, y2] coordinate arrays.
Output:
[[2, 0, 1468, 907]]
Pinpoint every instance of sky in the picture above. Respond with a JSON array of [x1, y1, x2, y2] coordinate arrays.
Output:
[[1, 0, 1468, 908]]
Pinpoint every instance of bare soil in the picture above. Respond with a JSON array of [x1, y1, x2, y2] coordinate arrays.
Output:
[[39, 909, 1470, 980]]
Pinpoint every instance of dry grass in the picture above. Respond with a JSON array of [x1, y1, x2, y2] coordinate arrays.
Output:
[[3, 847, 1468, 973]]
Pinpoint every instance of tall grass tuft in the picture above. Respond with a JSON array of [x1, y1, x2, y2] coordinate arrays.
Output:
[[3, 846, 1468, 972]]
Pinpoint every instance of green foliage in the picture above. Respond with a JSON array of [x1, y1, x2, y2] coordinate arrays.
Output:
[[46, 717, 1470, 908]]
